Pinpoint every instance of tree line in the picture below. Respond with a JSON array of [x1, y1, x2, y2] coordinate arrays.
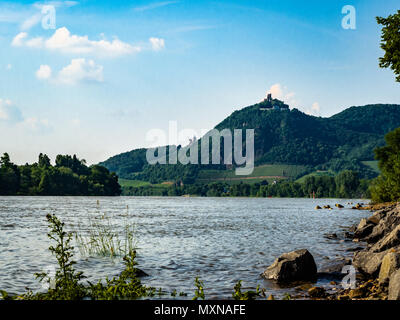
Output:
[[0, 153, 121, 196], [123, 170, 370, 198]]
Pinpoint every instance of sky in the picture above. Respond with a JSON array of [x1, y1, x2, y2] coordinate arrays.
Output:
[[0, 0, 399, 165]]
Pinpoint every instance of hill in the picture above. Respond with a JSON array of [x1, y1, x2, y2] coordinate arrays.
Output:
[[100, 102, 400, 184]]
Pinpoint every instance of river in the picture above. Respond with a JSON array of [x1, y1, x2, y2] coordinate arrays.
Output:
[[0, 196, 370, 299]]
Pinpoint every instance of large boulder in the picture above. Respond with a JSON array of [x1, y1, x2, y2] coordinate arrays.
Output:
[[354, 218, 374, 239], [388, 269, 400, 300], [378, 251, 400, 284], [370, 225, 400, 253], [352, 249, 390, 277], [262, 249, 317, 282], [365, 208, 400, 244]]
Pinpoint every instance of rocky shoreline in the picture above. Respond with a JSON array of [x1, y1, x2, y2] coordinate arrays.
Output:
[[263, 202, 400, 300]]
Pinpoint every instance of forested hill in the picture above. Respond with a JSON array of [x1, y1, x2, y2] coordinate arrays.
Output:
[[100, 103, 400, 181]]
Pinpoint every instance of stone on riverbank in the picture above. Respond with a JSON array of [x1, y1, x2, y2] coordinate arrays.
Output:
[[388, 269, 400, 300], [378, 252, 400, 284], [370, 225, 400, 253], [262, 249, 317, 282], [354, 218, 375, 239], [365, 207, 400, 244], [308, 286, 326, 298], [353, 249, 390, 277]]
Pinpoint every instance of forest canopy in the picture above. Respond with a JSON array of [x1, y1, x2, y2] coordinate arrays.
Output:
[[0, 153, 121, 196]]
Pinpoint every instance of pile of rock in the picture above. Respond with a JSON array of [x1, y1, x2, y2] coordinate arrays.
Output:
[[351, 203, 400, 300], [261, 203, 400, 300]]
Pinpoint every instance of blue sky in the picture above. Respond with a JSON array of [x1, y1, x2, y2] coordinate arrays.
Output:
[[0, 0, 399, 164]]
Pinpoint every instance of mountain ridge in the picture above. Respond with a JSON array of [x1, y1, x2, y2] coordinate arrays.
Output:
[[100, 101, 400, 182]]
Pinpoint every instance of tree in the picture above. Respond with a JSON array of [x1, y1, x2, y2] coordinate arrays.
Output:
[[0, 153, 121, 196], [335, 171, 359, 198], [38, 153, 51, 168], [0, 153, 11, 167], [370, 127, 400, 202], [377, 10, 400, 82], [0, 153, 20, 195]]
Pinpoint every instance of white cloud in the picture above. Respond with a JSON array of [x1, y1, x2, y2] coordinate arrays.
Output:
[[38, 59, 103, 85], [0, 99, 52, 133], [266, 83, 298, 107], [149, 37, 165, 51], [11, 27, 164, 57], [6, 64, 12, 70], [36, 65, 52, 80], [267, 83, 283, 99], [57, 58, 103, 85], [26, 36, 44, 48], [21, 117, 51, 132], [11, 32, 28, 46], [312, 102, 320, 113], [20, 13, 42, 31], [306, 102, 321, 116], [0, 99, 24, 123], [45, 27, 140, 56]]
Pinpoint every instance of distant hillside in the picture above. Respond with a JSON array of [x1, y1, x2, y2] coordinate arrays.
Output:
[[100, 102, 400, 183]]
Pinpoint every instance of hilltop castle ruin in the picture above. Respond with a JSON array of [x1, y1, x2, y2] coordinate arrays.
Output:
[[259, 94, 289, 111]]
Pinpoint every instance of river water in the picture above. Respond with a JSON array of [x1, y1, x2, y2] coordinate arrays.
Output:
[[0, 196, 370, 299]]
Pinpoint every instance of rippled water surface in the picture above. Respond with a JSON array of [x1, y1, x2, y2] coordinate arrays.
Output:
[[0, 196, 370, 298]]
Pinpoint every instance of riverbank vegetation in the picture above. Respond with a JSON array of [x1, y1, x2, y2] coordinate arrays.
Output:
[[0, 153, 121, 196], [0, 214, 264, 300], [368, 10, 400, 204], [75, 212, 137, 258], [122, 170, 370, 198], [370, 127, 400, 203]]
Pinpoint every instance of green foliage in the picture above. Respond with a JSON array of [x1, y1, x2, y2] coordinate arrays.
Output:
[[88, 250, 156, 300], [0, 153, 121, 196], [0, 153, 20, 194], [232, 280, 261, 300], [377, 10, 400, 82], [134, 163, 200, 185], [193, 277, 205, 300], [1, 215, 272, 301], [283, 293, 292, 300], [370, 127, 400, 202], [32, 214, 87, 300], [0, 290, 12, 300], [1, 214, 154, 300], [123, 170, 370, 199], [101, 104, 400, 183], [75, 212, 137, 258]]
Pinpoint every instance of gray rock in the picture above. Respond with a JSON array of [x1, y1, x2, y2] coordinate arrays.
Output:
[[365, 209, 400, 244], [379, 252, 400, 284], [262, 249, 317, 283], [371, 225, 400, 253], [357, 218, 368, 230], [354, 223, 374, 239], [388, 269, 400, 300], [367, 212, 382, 225], [352, 249, 390, 277]]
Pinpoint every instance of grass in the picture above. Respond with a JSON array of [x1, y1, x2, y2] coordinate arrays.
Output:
[[362, 161, 380, 173], [295, 170, 335, 183], [119, 165, 308, 186], [74, 210, 138, 258], [197, 164, 307, 184], [119, 179, 151, 188]]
